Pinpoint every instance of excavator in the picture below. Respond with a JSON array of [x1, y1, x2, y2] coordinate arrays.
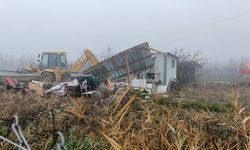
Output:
[[24, 49, 98, 82]]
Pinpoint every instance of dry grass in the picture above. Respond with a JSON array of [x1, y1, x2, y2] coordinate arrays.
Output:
[[180, 82, 250, 106], [0, 86, 249, 149]]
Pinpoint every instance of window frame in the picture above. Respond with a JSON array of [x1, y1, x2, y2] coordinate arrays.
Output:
[[41, 54, 49, 68], [48, 54, 58, 68], [171, 58, 176, 68]]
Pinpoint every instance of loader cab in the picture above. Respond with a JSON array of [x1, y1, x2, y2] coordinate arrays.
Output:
[[38, 52, 68, 70]]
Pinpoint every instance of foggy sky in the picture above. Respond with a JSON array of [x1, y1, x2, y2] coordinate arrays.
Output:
[[1, 0, 250, 62]]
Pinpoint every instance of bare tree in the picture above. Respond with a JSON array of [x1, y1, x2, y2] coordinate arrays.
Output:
[[0, 52, 34, 71], [172, 49, 207, 85], [99, 45, 116, 61]]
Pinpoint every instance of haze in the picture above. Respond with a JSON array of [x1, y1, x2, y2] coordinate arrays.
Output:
[[1, 0, 250, 62]]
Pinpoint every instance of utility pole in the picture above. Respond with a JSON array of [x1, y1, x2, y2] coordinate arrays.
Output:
[[124, 53, 131, 86]]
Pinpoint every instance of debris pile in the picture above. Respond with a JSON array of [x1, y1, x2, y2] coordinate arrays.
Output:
[[0, 42, 179, 97]]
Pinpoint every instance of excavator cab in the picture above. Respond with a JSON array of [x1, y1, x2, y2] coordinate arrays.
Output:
[[38, 52, 68, 70], [36, 52, 69, 82]]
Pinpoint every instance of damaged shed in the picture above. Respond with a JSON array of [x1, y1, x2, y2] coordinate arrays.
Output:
[[83, 42, 154, 82], [84, 42, 177, 93]]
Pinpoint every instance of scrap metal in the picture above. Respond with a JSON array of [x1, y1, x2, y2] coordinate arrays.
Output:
[[83, 42, 154, 82]]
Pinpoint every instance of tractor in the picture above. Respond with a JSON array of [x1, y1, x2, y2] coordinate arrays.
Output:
[[24, 49, 98, 83]]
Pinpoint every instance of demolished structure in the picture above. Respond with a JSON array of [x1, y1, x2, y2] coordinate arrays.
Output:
[[0, 42, 177, 95], [83, 42, 154, 82], [84, 42, 177, 93]]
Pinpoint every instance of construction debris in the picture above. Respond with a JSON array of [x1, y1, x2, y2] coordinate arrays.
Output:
[[0, 77, 26, 94], [0, 42, 178, 95], [83, 42, 177, 93], [83, 42, 154, 82], [28, 81, 44, 95]]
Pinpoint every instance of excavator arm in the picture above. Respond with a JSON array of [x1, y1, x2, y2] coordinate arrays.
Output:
[[70, 49, 98, 73]]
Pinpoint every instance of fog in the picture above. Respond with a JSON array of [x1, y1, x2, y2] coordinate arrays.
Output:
[[1, 0, 250, 65]]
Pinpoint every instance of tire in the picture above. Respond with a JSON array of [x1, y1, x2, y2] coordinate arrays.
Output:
[[41, 72, 56, 83]]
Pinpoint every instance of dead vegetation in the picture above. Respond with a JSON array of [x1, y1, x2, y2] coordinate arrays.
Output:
[[0, 86, 249, 150], [180, 82, 250, 106]]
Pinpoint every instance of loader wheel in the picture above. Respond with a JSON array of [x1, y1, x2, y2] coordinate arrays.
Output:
[[41, 72, 55, 83]]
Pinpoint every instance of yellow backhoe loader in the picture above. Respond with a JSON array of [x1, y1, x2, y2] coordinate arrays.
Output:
[[24, 49, 98, 82]]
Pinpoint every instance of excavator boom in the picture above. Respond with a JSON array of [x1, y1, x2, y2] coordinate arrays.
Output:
[[71, 49, 98, 73]]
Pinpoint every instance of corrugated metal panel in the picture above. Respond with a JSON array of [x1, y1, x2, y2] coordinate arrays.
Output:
[[84, 42, 154, 82]]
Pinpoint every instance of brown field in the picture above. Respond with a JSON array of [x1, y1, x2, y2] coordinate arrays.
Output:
[[180, 82, 250, 107], [0, 83, 249, 150]]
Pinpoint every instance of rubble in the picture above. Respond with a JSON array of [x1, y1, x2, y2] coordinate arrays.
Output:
[[0, 42, 178, 96]]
